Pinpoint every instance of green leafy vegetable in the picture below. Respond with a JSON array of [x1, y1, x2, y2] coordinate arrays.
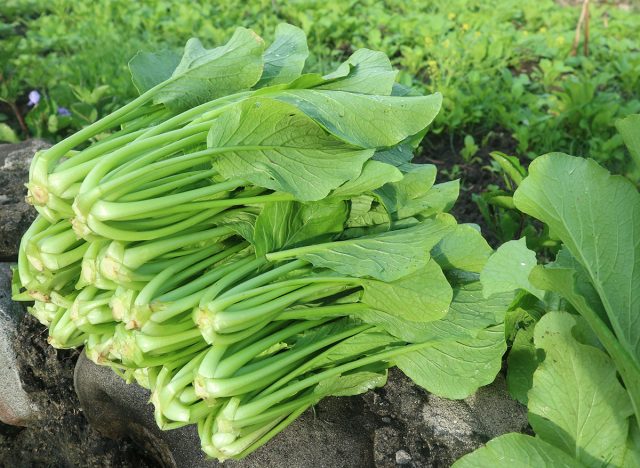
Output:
[[15, 24, 508, 463]]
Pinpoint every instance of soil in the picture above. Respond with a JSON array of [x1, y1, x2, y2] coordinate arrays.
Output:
[[0, 313, 155, 467], [416, 128, 521, 247]]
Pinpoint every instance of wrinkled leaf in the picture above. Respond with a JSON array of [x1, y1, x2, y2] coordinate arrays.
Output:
[[256, 24, 308, 88], [481, 238, 543, 299], [153, 28, 265, 111], [129, 49, 181, 94], [391, 279, 511, 398], [529, 312, 633, 467], [432, 224, 492, 273], [345, 195, 390, 230], [375, 164, 438, 213], [319, 49, 397, 95], [514, 153, 640, 363], [253, 199, 347, 256], [361, 259, 452, 322], [275, 90, 442, 148], [453, 433, 582, 468], [394, 323, 505, 399], [208, 98, 373, 201], [291, 218, 454, 281]]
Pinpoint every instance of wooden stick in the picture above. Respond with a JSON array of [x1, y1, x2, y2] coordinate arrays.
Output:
[[571, 0, 590, 56], [583, 0, 590, 56]]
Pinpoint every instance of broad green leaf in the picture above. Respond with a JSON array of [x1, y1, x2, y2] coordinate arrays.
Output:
[[253, 199, 347, 256], [153, 28, 265, 111], [297, 331, 397, 375], [289, 218, 454, 281], [0, 122, 20, 143], [411, 278, 511, 341], [314, 370, 388, 397], [358, 309, 431, 343], [394, 323, 505, 399], [623, 421, 640, 467], [319, 49, 397, 95], [217, 210, 257, 243], [514, 153, 640, 363], [480, 238, 543, 299], [504, 298, 545, 341], [489, 151, 527, 186], [529, 312, 633, 467], [372, 142, 414, 168], [375, 164, 438, 214], [275, 90, 442, 148], [361, 259, 452, 322], [405, 180, 459, 219], [391, 280, 511, 398], [616, 114, 640, 168], [128, 49, 181, 94], [432, 224, 493, 273], [256, 24, 308, 88], [530, 263, 640, 423], [506, 326, 538, 404], [453, 433, 582, 468], [345, 195, 390, 230], [208, 98, 373, 201], [391, 83, 421, 97], [552, 247, 612, 327], [330, 160, 402, 198]]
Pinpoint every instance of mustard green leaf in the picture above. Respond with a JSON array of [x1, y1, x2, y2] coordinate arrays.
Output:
[[208, 98, 374, 201], [319, 49, 397, 95], [256, 23, 308, 88], [529, 312, 634, 467], [128, 49, 181, 95], [275, 90, 442, 148], [514, 153, 640, 364], [616, 114, 640, 169], [432, 224, 493, 273], [453, 433, 583, 468], [253, 199, 347, 256], [361, 259, 452, 323], [291, 218, 454, 281], [153, 28, 265, 111], [480, 238, 543, 299]]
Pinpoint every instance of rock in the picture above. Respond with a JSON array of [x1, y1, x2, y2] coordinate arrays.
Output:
[[74, 351, 375, 468], [365, 369, 529, 467], [0, 139, 50, 260], [0, 263, 38, 426], [395, 450, 412, 465]]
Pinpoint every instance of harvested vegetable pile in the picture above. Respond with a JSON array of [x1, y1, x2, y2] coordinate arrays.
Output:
[[13, 24, 509, 461]]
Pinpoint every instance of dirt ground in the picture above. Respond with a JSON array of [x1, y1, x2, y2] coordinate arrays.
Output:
[[0, 313, 155, 467]]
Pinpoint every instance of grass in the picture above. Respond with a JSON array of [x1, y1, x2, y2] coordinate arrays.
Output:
[[1, 0, 638, 176]]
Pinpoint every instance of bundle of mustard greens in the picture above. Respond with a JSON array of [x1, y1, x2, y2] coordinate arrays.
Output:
[[14, 24, 509, 460]]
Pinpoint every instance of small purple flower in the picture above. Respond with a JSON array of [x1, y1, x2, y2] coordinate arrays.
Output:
[[27, 90, 40, 107], [57, 107, 71, 117]]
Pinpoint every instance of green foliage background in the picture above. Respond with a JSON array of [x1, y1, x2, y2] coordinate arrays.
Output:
[[1, 0, 639, 173]]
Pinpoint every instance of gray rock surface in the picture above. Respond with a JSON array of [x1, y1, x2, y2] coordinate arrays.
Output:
[[0, 139, 49, 260], [74, 351, 375, 468], [0, 263, 38, 426], [364, 369, 529, 467], [75, 353, 529, 468]]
